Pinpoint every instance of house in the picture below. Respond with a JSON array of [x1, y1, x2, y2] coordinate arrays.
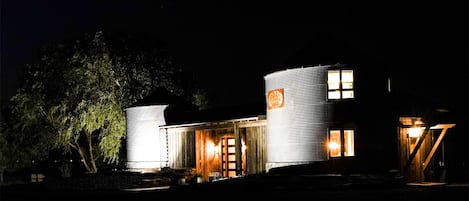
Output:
[[125, 63, 459, 183]]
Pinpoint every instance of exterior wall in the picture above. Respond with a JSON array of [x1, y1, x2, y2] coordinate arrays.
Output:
[[264, 66, 331, 171], [166, 128, 196, 169], [341, 64, 397, 173], [243, 126, 267, 174], [195, 128, 232, 181], [398, 119, 455, 183], [125, 63, 457, 182], [264, 64, 398, 173], [125, 64, 399, 177], [125, 105, 168, 172], [160, 118, 267, 181]]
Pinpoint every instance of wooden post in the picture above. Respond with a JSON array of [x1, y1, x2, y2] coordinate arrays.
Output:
[[403, 126, 431, 173], [234, 123, 242, 176]]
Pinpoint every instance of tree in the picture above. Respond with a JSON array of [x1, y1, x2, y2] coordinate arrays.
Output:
[[108, 32, 208, 109], [0, 105, 52, 183], [10, 31, 206, 173]]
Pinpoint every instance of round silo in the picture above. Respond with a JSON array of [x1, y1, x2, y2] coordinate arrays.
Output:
[[125, 105, 168, 172], [264, 65, 330, 171]]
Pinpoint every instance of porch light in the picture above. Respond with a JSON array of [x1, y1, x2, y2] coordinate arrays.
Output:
[[208, 141, 219, 156], [328, 141, 340, 150], [408, 127, 423, 138]]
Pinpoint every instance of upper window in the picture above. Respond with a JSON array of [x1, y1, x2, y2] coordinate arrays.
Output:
[[327, 69, 354, 100], [328, 129, 355, 158]]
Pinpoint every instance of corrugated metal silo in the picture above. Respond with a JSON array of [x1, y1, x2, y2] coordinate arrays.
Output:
[[264, 65, 330, 171], [125, 105, 168, 172]]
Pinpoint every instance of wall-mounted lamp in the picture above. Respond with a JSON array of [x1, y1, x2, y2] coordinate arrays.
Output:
[[328, 141, 340, 150], [408, 127, 423, 138], [208, 141, 219, 156]]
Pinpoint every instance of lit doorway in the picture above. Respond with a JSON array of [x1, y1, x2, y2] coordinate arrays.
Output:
[[398, 117, 455, 183]]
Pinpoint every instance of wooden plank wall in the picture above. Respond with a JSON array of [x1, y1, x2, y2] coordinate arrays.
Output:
[[245, 126, 267, 174], [420, 130, 433, 181], [164, 119, 267, 181], [167, 129, 196, 169], [399, 127, 435, 183], [196, 129, 227, 181]]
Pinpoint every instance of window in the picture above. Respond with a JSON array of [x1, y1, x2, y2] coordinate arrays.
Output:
[[328, 129, 355, 158], [329, 130, 341, 157], [327, 69, 354, 100]]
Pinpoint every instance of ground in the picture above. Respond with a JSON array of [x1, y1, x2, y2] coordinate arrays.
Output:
[[1, 172, 468, 201]]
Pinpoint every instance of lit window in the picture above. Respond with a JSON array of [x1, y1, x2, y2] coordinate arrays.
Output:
[[327, 69, 354, 100], [343, 130, 355, 156], [342, 90, 354, 99], [328, 91, 341, 99], [328, 129, 355, 158], [341, 70, 354, 88], [329, 130, 341, 157], [327, 70, 341, 90]]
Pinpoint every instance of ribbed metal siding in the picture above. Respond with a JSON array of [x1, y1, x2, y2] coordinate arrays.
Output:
[[264, 66, 330, 170], [125, 105, 168, 170]]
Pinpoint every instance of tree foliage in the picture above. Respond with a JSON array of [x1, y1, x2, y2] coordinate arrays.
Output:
[[1, 106, 52, 183], [9, 31, 206, 173], [0, 120, 9, 183]]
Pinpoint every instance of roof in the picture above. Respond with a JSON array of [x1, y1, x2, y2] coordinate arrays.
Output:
[[164, 102, 266, 125]]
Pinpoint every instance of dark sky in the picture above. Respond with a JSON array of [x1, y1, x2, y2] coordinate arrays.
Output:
[[1, 1, 467, 110]]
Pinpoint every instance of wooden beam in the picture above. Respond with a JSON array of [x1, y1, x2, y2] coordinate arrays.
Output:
[[403, 126, 431, 172], [422, 124, 455, 171], [238, 120, 267, 128], [430, 124, 456, 130], [234, 123, 242, 176]]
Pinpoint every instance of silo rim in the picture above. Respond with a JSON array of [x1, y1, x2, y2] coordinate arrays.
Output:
[[124, 104, 169, 111], [264, 64, 334, 79]]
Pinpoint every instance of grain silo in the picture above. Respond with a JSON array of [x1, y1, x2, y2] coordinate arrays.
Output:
[[125, 105, 168, 172], [264, 65, 332, 171]]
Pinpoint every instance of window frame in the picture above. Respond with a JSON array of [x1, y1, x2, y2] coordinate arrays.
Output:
[[327, 69, 355, 100], [328, 128, 356, 158]]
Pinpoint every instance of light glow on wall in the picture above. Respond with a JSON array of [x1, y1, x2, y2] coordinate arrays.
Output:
[[408, 127, 423, 138], [207, 140, 220, 157], [265, 65, 331, 171], [126, 105, 168, 171]]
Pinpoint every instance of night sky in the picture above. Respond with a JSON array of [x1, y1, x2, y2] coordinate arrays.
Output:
[[1, 1, 467, 111]]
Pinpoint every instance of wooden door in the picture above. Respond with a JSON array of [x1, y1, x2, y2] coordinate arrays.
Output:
[[221, 137, 237, 177]]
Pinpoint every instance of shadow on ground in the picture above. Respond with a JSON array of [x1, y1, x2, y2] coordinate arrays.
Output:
[[2, 170, 468, 201]]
